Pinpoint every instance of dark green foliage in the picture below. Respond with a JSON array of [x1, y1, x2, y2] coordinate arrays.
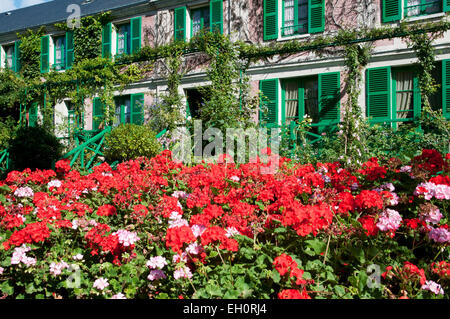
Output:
[[73, 16, 103, 62], [0, 70, 25, 116], [17, 27, 45, 79], [104, 124, 161, 163], [0, 117, 18, 150], [9, 126, 63, 171]]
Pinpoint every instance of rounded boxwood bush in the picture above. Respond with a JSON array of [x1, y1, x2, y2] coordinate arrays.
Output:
[[104, 123, 162, 163], [9, 126, 63, 171]]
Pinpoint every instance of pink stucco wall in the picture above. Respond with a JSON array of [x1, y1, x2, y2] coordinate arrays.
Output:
[[250, 80, 260, 124], [84, 98, 93, 131], [144, 92, 154, 123], [142, 14, 156, 48]]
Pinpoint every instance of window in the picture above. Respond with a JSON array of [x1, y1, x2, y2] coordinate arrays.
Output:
[[54, 35, 66, 71], [283, 77, 319, 126], [382, 0, 449, 23], [259, 72, 340, 137], [114, 95, 132, 126], [4, 45, 14, 70], [174, 1, 223, 41], [92, 94, 144, 130], [191, 6, 210, 37], [116, 23, 131, 57], [67, 101, 83, 137], [40, 32, 73, 73], [186, 88, 210, 120], [28, 103, 38, 127], [2, 42, 20, 72], [366, 63, 446, 127], [282, 76, 339, 138], [282, 0, 308, 36], [263, 0, 325, 41], [102, 17, 141, 59], [393, 69, 417, 122], [404, 0, 441, 17]]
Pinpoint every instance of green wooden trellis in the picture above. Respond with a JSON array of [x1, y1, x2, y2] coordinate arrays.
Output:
[[0, 149, 10, 173], [62, 126, 112, 172]]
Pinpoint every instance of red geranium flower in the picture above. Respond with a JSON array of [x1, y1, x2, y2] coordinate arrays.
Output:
[[97, 204, 117, 217], [278, 288, 311, 299]]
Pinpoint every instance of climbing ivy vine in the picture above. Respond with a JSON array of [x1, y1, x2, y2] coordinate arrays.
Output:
[[1, 15, 450, 161]]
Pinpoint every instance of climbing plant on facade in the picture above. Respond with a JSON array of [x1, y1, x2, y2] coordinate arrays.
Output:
[[191, 32, 257, 133], [338, 43, 372, 167], [1, 14, 450, 165]]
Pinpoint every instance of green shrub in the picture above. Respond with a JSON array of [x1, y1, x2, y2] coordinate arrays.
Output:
[[9, 126, 63, 171], [0, 117, 18, 150], [279, 119, 449, 165], [104, 124, 162, 163]]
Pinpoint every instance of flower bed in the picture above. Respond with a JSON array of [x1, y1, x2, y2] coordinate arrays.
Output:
[[0, 149, 448, 299]]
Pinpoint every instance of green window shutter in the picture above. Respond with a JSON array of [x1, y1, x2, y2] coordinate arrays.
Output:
[[120, 105, 126, 124], [260, 79, 279, 128], [66, 31, 74, 69], [131, 93, 144, 125], [413, 73, 421, 120], [308, 0, 325, 34], [443, 0, 450, 12], [29, 103, 38, 127], [102, 23, 112, 58], [264, 0, 278, 41], [445, 0, 450, 12], [14, 41, 21, 73], [366, 66, 391, 122], [40, 35, 50, 73], [92, 97, 105, 129], [186, 97, 192, 120], [318, 72, 340, 132], [131, 17, 142, 54], [382, 0, 401, 23], [443, 60, 450, 119], [210, 0, 223, 34], [174, 6, 187, 41]]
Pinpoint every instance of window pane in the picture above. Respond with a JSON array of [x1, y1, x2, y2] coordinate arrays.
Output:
[[192, 9, 202, 36], [395, 70, 414, 119], [124, 98, 131, 123], [54, 37, 65, 70], [203, 7, 210, 31], [283, 0, 308, 36], [429, 63, 442, 112], [114, 96, 131, 126], [297, 0, 308, 34], [425, 0, 441, 14], [5, 46, 14, 69], [406, 0, 441, 17], [115, 103, 121, 126], [304, 79, 318, 123], [283, 0, 295, 36], [284, 80, 298, 124], [117, 24, 130, 55], [192, 7, 210, 37], [406, 0, 421, 17]]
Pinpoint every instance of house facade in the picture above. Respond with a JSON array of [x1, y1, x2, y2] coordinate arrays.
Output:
[[0, 0, 449, 139]]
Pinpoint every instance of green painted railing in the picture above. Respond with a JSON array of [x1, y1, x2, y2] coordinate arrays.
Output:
[[61, 127, 168, 172], [62, 127, 111, 172], [70, 129, 100, 147], [285, 121, 339, 144], [0, 149, 10, 173], [156, 128, 168, 139]]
